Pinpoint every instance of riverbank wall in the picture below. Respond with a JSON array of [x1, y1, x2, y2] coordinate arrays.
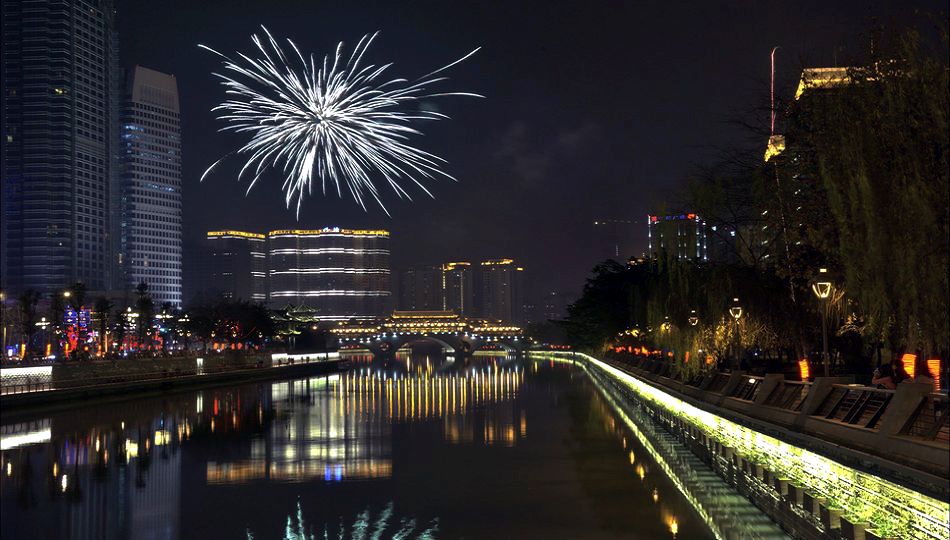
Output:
[[1, 356, 344, 414], [530, 351, 949, 540]]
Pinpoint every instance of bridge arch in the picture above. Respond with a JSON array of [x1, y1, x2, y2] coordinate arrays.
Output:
[[392, 335, 460, 354]]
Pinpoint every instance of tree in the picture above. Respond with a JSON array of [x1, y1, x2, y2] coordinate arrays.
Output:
[[134, 282, 155, 352], [775, 24, 949, 361], [66, 282, 89, 359], [48, 291, 66, 358], [17, 290, 41, 357], [93, 296, 114, 355]]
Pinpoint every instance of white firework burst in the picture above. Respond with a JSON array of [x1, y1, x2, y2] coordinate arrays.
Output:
[[199, 27, 480, 216]]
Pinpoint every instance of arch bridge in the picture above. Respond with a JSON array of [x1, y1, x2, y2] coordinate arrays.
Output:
[[331, 311, 526, 357]]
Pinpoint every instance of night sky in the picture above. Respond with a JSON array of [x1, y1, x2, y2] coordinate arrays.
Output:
[[116, 0, 941, 304]]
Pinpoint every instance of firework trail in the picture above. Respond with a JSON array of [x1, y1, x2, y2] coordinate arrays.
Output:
[[200, 27, 480, 216]]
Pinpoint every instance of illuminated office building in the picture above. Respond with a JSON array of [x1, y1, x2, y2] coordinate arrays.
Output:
[[267, 228, 390, 319], [204, 230, 266, 302], [121, 66, 182, 305], [442, 261, 474, 317], [1, 0, 122, 294], [477, 259, 524, 324], [397, 265, 443, 311], [647, 213, 707, 262]]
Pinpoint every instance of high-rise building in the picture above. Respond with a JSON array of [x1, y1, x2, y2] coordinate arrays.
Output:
[[1, 0, 121, 294], [121, 66, 182, 305], [204, 230, 267, 302], [442, 261, 474, 316], [397, 265, 443, 311], [477, 259, 524, 324], [267, 228, 390, 320], [592, 219, 643, 262], [647, 213, 708, 262]]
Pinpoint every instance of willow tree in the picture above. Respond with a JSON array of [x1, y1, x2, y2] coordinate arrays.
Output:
[[802, 27, 949, 358]]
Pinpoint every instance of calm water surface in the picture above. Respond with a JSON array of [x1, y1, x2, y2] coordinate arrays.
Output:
[[2, 350, 715, 539]]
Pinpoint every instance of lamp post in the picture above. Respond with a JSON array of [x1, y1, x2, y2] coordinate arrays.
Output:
[[811, 268, 833, 377], [729, 298, 742, 370]]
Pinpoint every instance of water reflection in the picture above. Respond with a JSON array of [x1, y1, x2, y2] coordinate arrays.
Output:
[[1, 351, 727, 539], [246, 500, 438, 540]]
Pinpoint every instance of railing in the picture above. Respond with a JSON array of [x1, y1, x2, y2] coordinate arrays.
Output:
[[812, 384, 894, 430], [902, 393, 950, 443], [706, 372, 732, 393], [728, 375, 764, 401], [763, 381, 811, 411]]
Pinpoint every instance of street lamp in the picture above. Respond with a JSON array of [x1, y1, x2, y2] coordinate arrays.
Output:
[[729, 299, 742, 321], [729, 298, 742, 370], [811, 268, 833, 377]]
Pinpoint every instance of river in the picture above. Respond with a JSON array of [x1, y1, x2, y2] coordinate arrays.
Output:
[[1, 347, 779, 539]]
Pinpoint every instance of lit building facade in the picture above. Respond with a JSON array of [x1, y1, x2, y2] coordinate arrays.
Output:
[[1, 0, 122, 294], [397, 265, 443, 311], [442, 261, 474, 317], [477, 259, 524, 324], [204, 230, 266, 302], [648, 213, 707, 262], [267, 228, 390, 320], [121, 66, 182, 305]]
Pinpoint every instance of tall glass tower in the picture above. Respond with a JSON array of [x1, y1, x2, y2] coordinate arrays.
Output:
[[121, 66, 182, 306], [1, 0, 121, 294]]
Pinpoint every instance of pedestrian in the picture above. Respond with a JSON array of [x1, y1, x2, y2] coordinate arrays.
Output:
[[894, 360, 911, 384], [871, 363, 897, 390]]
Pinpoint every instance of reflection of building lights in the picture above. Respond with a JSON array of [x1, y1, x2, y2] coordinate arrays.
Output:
[[125, 440, 139, 460], [669, 518, 678, 536], [61, 474, 68, 492], [0, 428, 51, 450], [53, 462, 58, 476], [154, 430, 170, 446], [629, 451, 635, 464], [652, 488, 659, 503], [636, 464, 646, 480], [5, 462, 10, 476]]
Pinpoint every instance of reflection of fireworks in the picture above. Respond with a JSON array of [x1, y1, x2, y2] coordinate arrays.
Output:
[[245, 500, 438, 540], [200, 27, 480, 216]]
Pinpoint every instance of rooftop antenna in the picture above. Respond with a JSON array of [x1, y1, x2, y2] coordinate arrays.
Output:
[[770, 46, 780, 135]]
